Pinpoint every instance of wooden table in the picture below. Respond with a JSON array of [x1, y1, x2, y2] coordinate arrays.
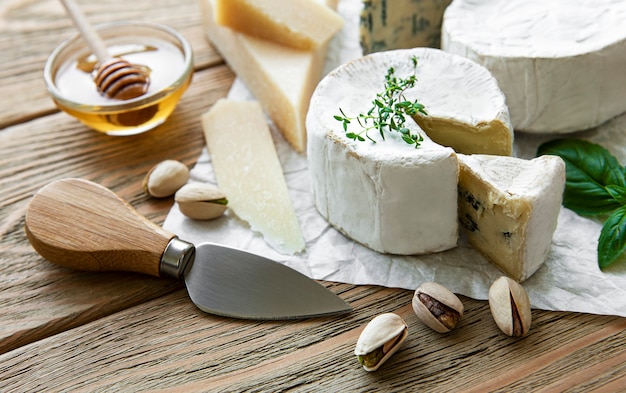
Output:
[[1, 0, 625, 391]]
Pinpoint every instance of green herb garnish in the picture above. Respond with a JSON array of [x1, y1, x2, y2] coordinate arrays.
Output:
[[537, 138, 626, 269], [334, 56, 427, 148]]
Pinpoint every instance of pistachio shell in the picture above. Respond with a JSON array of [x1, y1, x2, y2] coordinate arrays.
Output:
[[143, 160, 190, 198], [488, 276, 532, 337], [354, 313, 408, 372], [412, 282, 464, 333], [175, 183, 228, 220]]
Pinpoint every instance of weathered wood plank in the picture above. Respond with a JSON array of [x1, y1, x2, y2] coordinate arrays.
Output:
[[0, 0, 223, 128], [0, 64, 234, 354], [0, 285, 623, 392]]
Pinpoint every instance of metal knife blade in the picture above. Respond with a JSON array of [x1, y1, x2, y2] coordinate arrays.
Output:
[[185, 243, 351, 319]]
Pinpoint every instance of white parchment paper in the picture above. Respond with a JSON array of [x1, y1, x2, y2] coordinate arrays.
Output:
[[164, 0, 626, 317]]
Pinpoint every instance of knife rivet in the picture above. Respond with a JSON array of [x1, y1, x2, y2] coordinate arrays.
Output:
[[160, 237, 195, 279]]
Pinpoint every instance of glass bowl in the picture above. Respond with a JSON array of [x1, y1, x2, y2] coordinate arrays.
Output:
[[44, 21, 193, 135]]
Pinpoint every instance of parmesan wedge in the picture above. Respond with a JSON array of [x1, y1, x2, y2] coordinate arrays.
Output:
[[215, 0, 343, 50], [199, 0, 337, 153], [201, 99, 305, 255]]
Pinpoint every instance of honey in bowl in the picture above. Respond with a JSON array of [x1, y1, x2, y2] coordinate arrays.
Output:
[[44, 22, 193, 135]]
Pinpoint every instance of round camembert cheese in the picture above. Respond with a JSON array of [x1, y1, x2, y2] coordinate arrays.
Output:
[[442, 0, 626, 133], [307, 48, 513, 255]]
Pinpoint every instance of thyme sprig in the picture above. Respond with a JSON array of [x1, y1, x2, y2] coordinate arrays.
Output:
[[334, 56, 427, 148]]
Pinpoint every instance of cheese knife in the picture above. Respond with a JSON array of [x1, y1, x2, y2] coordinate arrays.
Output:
[[24, 178, 351, 320]]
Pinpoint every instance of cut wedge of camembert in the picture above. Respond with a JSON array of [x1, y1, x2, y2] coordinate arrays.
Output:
[[199, 0, 338, 153], [442, 0, 626, 133], [458, 154, 565, 282]]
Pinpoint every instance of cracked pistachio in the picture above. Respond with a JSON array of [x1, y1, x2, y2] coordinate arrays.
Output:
[[488, 276, 532, 337], [175, 183, 228, 220], [143, 160, 190, 198], [354, 313, 408, 372], [412, 282, 464, 333]]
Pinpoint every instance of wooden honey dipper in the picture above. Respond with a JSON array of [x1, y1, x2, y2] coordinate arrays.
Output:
[[60, 0, 150, 100]]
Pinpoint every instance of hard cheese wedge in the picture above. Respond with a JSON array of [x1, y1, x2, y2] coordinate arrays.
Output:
[[200, 0, 337, 153], [202, 99, 305, 255], [457, 154, 565, 282], [215, 0, 343, 50]]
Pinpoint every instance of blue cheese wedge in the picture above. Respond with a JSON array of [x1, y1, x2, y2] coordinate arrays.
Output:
[[442, 0, 626, 133], [458, 154, 565, 281], [307, 48, 513, 255], [360, 0, 452, 55]]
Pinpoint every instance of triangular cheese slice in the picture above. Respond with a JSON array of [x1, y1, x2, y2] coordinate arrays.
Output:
[[199, 0, 338, 153], [202, 99, 305, 254], [458, 154, 565, 281]]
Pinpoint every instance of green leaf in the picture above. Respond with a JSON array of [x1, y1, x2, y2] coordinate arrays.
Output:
[[402, 135, 415, 145], [598, 206, 626, 269], [333, 56, 425, 148], [606, 185, 626, 205], [537, 138, 625, 215]]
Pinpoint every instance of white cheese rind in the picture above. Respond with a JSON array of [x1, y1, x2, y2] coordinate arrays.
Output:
[[360, 0, 452, 54], [458, 154, 565, 281], [199, 0, 337, 153], [307, 48, 463, 254], [442, 0, 626, 133]]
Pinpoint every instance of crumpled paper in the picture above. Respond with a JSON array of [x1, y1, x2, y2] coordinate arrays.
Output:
[[164, 0, 626, 317]]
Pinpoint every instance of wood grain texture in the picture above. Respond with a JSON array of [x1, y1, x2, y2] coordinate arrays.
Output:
[[0, 286, 624, 392], [0, 63, 235, 354], [1, 0, 625, 391], [25, 178, 177, 276]]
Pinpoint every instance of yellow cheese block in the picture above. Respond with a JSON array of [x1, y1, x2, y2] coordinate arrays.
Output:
[[200, 0, 337, 153], [215, 0, 343, 50], [201, 99, 305, 255]]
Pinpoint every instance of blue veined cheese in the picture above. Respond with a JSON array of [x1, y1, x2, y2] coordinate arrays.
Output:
[[442, 0, 626, 133], [458, 154, 565, 282], [360, 0, 452, 55]]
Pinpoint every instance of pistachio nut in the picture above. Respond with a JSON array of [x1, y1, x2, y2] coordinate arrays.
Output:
[[175, 183, 228, 220], [412, 282, 463, 333], [354, 313, 408, 372], [488, 276, 532, 337], [143, 160, 190, 198]]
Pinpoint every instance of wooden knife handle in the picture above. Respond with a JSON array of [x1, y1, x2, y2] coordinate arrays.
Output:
[[24, 178, 176, 277]]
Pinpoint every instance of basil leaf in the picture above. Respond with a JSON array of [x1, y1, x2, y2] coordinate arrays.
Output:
[[598, 206, 626, 269], [537, 138, 625, 215], [606, 185, 626, 206]]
